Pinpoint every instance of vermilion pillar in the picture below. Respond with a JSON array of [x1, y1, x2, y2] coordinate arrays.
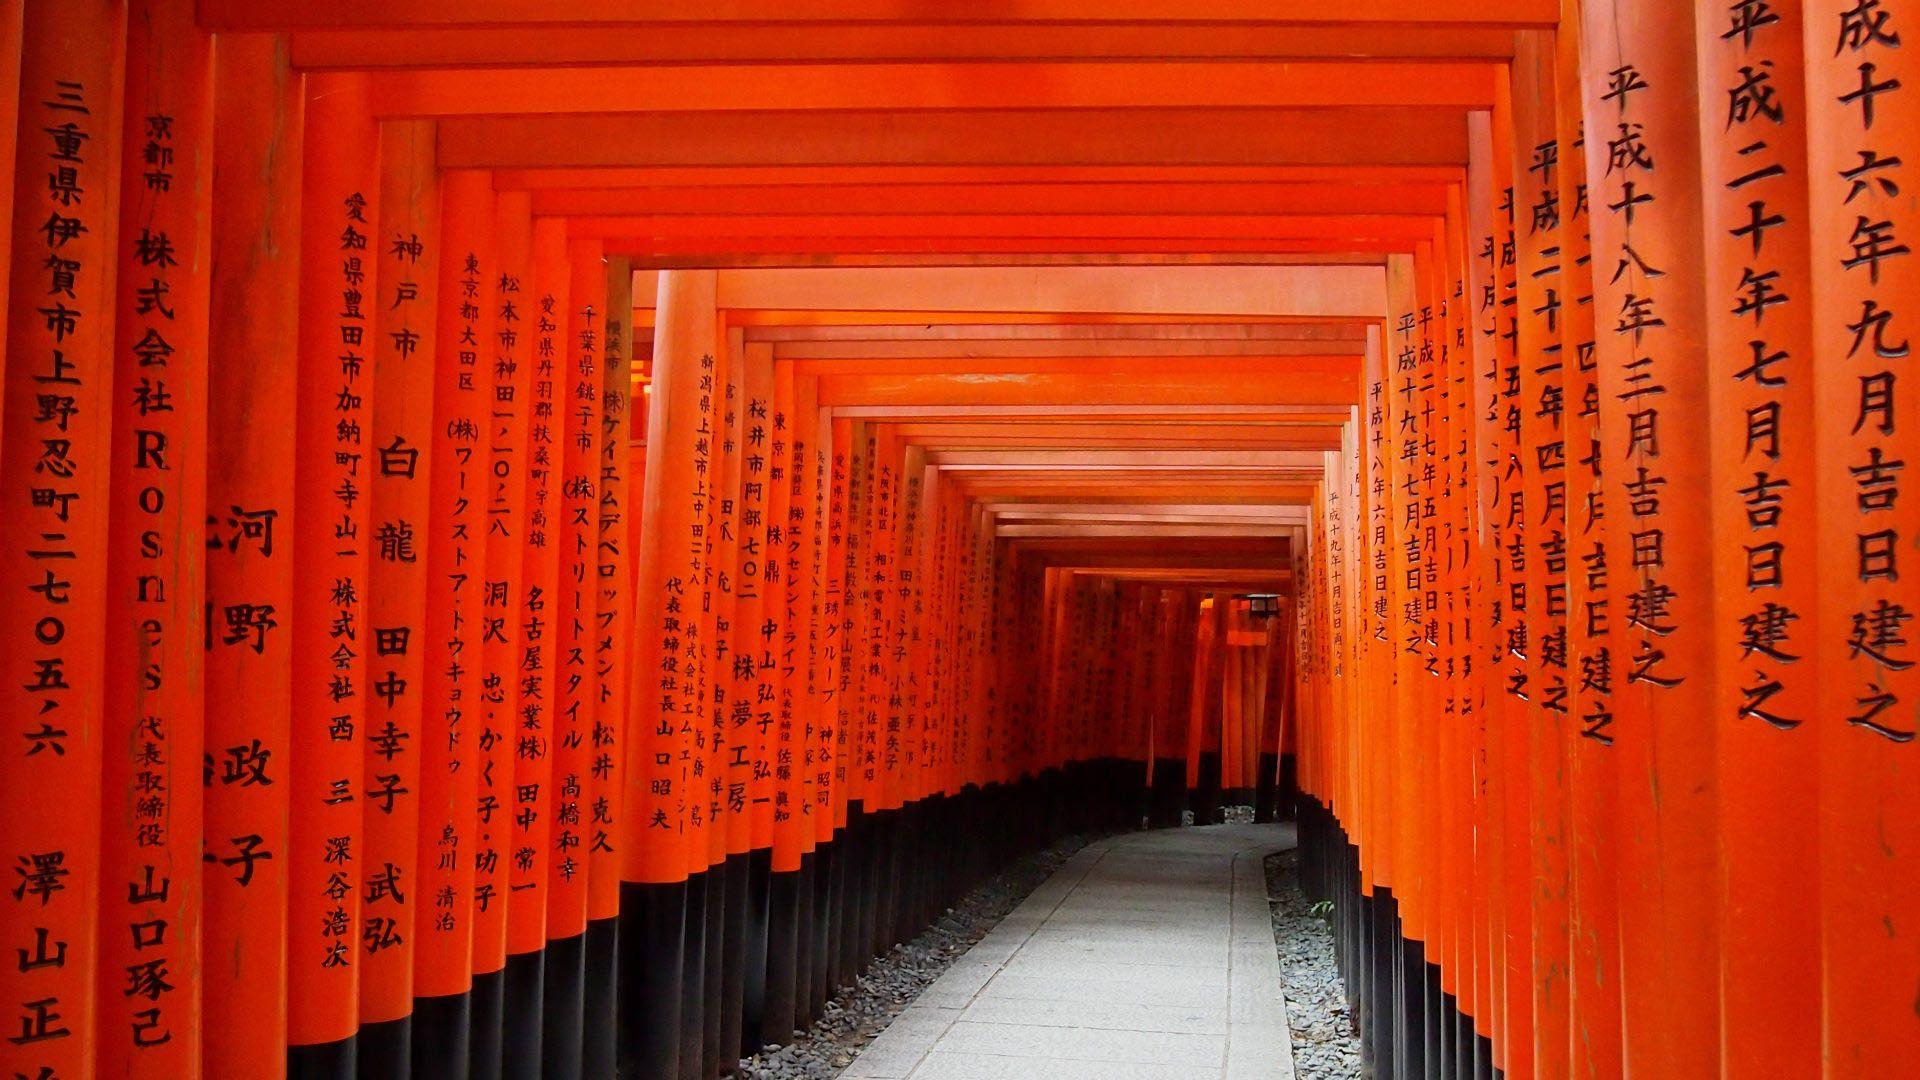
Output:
[[203, 34, 301, 1078], [286, 69, 377, 1077], [98, 2, 207, 1074], [1510, 31, 1570, 1075], [0, 5, 122, 1073], [1803, 0, 1920, 1071], [1554, 2, 1622, 1072], [1579, 2, 1721, 1074], [587, 253, 632, 1077], [412, 167, 494, 1072], [543, 234, 603, 1080], [505, 216, 568, 1078], [473, 187, 532, 1080], [1697, 2, 1821, 1075], [361, 118, 440, 1068], [620, 268, 717, 1078]]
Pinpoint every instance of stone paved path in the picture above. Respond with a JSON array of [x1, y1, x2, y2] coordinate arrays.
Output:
[[841, 823, 1298, 1080]]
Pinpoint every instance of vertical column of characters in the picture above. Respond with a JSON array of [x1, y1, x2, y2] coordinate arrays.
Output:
[[1802, 0, 1920, 1070], [686, 324, 719, 892], [1381, 257, 1419, 917], [826, 418, 858, 828], [549, 238, 603, 948], [1554, 3, 1623, 1070], [95, 0, 204, 1068], [202, 34, 301, 1077], [540, 236, 603, 1077], [98, 2, 207, 1072], [836, 423, 868, 814], [1696, 2, 1821, 1075], [803, 390, 834, 852], [1509, 30, 1572, 1073], [1464, 97, 1503, 1064], [1357, 319, 1390, 896], [860, 431, 892, 808], [361, 118, 440, 1054], [897, 447, 926, 806], [286, 70, 378, 1066], [917, 475, 942, 802], [729, 342, 772, 864], [1322, 444, 1345, 825], [889, 441, 925, 811], [471, 188, 531, 1074], [592, 258, 632, 919], [583, 252, 629, 1077], [508, 217, 566, 972], [696, 329, 738, 891], [1578, 1, 1722, 1073], [1487, 79, 1529, 1070], [619, 270, 705, 1080], [545, 242, 595, 941], [768, 359, 800, 872], [1436, 192, 1472, 1012], [1409, 244, 1443, 952], [412, 170, 493, 1050]]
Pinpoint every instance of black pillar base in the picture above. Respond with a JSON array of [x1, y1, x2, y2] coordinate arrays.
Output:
[[719, 852, 751, 1074], [680, 870, 708, 1080], [702, 862, 728, 1079], [501, 949, 545, 1079], [1254, 752, 1281, 823], [617, 879, 684, 1080], [759, 857, 801, 1049], [468, 967, 503, 1080], [357, 1013, 411, 1080], [809, 840, 834, 1018], [1150, 758, 1186, 828], [1298, 797, 1495, 1080], [287, 1035, 356, 1080], [741, 847, 774, 1056], [540, 931, 585, 1080], [584, 916, 619, 1078], [413, 989, 473, 1080]]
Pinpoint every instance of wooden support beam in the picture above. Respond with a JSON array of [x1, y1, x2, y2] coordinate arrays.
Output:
[[197, 0, 1558, 31], [533, 182, 1455, 218], [439, 108, 1470, 169], [365, 61, 1497, 115], [289, 23, 1519, 70], [712, 265, 1385, 319]]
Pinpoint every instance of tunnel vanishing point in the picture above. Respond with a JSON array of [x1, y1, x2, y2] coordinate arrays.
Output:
[[0, 0, 1913, 1077]]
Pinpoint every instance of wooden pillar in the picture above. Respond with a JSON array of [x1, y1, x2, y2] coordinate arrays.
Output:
[[411, 166, 493, 1074], [504, 216, 567, 1078], [203, 33, 300, 1078], [99, 2, 206, 1074], [1802, 0, 1920, 1071], [1695, 2, 1822, 1074], [286, 69, 377, 1078], [1578, 2, 1721, 1073], [1511, 29, 1571, 1075], [586, 253, 632, 1076], [361, 117, 439, 1070], [471, 187, 532, 1080], [619, 268, 715, 1078], [541, 235, 603, 1080], [1554, 2, 1623, 1072]]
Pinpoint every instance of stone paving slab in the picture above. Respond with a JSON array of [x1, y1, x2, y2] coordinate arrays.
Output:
[[841, 823, 1298, 1080]]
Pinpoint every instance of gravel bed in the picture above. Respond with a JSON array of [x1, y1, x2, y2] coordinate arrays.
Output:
[[1267, 847, 1363, 1079], [734, 833, 1106, 1080]]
